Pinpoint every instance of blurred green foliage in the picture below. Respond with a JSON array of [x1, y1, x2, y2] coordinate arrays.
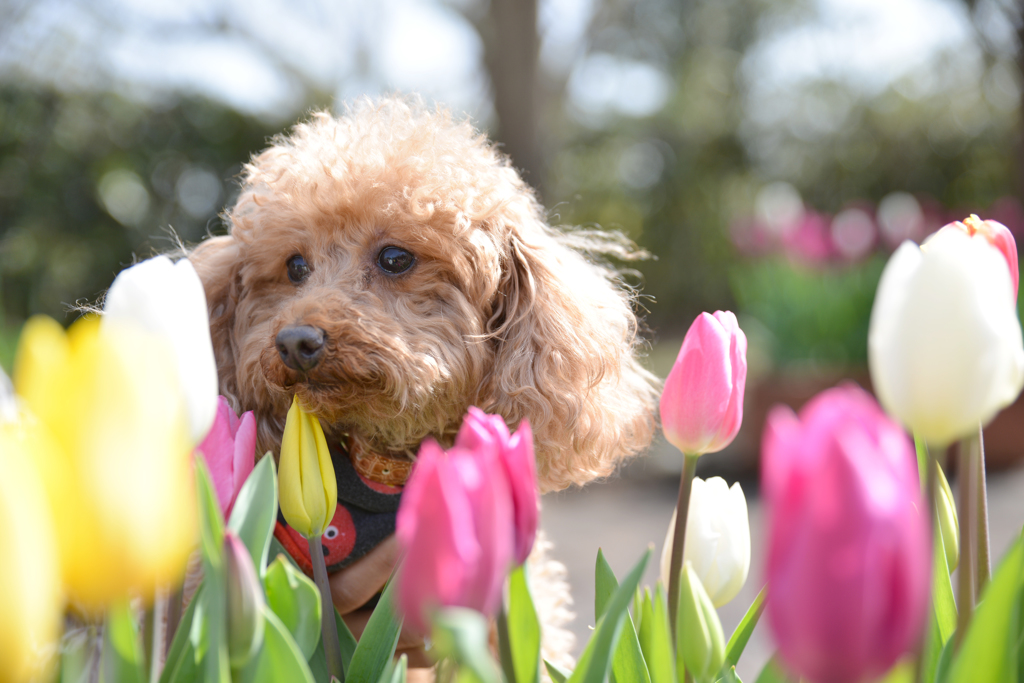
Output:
[[0, 86, 277, 325]]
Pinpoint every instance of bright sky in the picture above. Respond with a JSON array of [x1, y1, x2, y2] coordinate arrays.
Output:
[[0, 0, 989, 124]]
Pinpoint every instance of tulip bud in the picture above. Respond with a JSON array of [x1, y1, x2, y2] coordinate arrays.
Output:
[[944, 215, 1018, 300], [935, 465, 959, 572], [278, 395, 337, 539], [197, 397, 257, 519], [762, 384, 930, 683], [660, 311, 747, 456], [676, 562, 726, 683], [103, 255, 219, 444], [659, 477, 750, 608], [224, 533, 265, 667], [869, 228, 1024, 446], [454, 407, 539, 564]]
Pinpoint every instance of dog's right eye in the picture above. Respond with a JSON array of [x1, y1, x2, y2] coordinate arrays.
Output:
[[287, 254, 311, 283]]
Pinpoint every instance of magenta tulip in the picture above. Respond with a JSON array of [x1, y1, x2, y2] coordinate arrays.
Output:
[[762, 384, 930, 683], [396, 437, 514, 633], [196, 396, 257, 519], [454, 407, 539, 564], [661, 311, 747, 455]]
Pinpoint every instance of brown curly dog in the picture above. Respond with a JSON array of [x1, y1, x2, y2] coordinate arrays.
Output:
[[188, 96, 659, 668]]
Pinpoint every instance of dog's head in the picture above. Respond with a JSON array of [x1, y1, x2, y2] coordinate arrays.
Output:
[[189, 97, 659, 492]]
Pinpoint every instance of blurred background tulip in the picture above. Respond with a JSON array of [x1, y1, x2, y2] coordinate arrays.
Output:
[[0, 409, 62, 683], [277, 395, 337, 539], [103, 255, 219, 444], [396, 438, 514, 633], [454, 407, 539, 565], [660, 311, 747, 457], [660, 476, 750, 608], [197, 396, 257, 519], [12, 315, 197, 612], [762, 384, 930, 683], [868, 228, 1024, 446]]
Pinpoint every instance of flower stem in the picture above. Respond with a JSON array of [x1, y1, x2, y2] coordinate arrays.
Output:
[[974, 425, 991, 594], [165, 585, 184, 662], [309, 535, 345, 682], [668, 453, 699, 641], [955, 436, 978, 649], [146, 591, 167, 683]]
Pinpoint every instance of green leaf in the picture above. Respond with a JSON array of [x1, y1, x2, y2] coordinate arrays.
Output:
[[239, 605, 316, 683], [308, 608, 359, 681], [196, 458, 225, 570], [507, 566, 542, 683], [544, 660, 572, 683], [877, 659, 914, 683], [724, 585, 767, 668], [389, 655, 408, 683], [263, 554, 321, 660], [228, 454, 279, 576], [594, 552, 651, 683], [637, 586, 675, 683], [753, 655, 795, 683], [934, 637, 955, 683], [567, 549, 651, 683], [198, 566, 231, 683], [100, 601, 146, 683], [346, 577, 403, 683], [432, 607, 503, 683], [921, 528, 958, 683], [595, 549, 617, 620], [715, 666, 743, 683], [947, 534, 1024, 683], [160, 585, 204, 683]]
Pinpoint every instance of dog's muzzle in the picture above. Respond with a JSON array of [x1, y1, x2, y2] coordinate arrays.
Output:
[[276, 325, 326, 372]]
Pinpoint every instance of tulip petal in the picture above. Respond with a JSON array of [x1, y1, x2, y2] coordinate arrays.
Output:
[[503, 421, 540, 564]]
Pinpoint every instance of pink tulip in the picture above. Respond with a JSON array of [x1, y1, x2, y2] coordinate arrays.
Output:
[[454, 407, 539, 564], [939, 215, 1019, 300], [196, 396, 257, 519], [762, 384, 930, 683], [660, 311, 747, 455], [396, 438, 514, 633]]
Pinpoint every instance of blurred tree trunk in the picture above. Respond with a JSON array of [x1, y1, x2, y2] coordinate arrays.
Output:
[[472, 0, 545, 194]]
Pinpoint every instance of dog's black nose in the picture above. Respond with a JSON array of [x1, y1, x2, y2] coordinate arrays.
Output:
[[276, 325, 326, 372]]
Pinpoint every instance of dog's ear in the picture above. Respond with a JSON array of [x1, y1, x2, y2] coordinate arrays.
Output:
[[481, 212, 661, 492], [188, 234, 242, 409]]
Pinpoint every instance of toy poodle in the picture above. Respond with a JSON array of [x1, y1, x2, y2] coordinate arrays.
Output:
[[188, 96, 660, 666]]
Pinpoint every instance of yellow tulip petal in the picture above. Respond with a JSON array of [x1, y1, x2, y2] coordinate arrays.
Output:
[[277, 396, 337, 538], [279, 397, 313, 535]]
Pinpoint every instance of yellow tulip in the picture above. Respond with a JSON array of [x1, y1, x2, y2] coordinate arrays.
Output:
[[13, 315, 197, 613], [278, 395, 337, 538], [0, 411, 62, 683]]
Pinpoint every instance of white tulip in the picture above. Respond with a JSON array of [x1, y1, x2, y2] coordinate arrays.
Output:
[[660, 476, 750, 608], [868, 229, 1024, 446], [103, 256, 218, 443]]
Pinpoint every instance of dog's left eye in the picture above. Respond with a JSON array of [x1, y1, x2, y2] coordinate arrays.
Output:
[[287, 254, 311, 283], [377, 246, 415, 274]]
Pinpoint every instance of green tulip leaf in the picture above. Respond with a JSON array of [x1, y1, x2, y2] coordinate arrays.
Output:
[[197, 566, 231, 683], [947, 534, 1024, 683], [308, 607, 359, 681], [346, 576, 403, 683], [432, 607, 503, 683], [595, 550, 651, 683], [228, 454, 279, 576], [100, 601, 145, 683], [724, 585, 767, 668], [196, 458, 225, 569], [160, 585, 204, 683], [921, 526, 958, 683], [567, 549, 650, 683], [753, 655, 796, 683], [637, 586, 675, 683], [876, 659, 913, 683], [544, 660, 572, 683], [507, 565, 542, 683], [239, 604, 316, 683], [388, 654, 408, 683], [715, 666, 744, 683], [263, 555, 321, 660]]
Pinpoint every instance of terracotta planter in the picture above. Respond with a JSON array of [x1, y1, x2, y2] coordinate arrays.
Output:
[[743, 368, 1024, 471]]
